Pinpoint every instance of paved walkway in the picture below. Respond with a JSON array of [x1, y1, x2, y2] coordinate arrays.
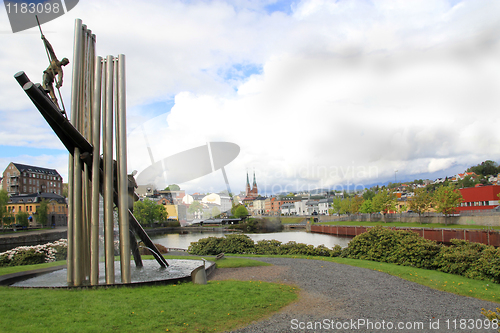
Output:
[[210, 257, 499, 333]]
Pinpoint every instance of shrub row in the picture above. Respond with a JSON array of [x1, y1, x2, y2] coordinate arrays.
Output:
[[0, 239, 68, 267], [342, 226, 500, 284], [187, 234, 343, 257]]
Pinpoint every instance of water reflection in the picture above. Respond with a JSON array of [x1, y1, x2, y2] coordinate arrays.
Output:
[[151, 230, 351, 250]]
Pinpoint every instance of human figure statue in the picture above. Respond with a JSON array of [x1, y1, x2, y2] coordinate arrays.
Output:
[[41, 36, 69, 111]]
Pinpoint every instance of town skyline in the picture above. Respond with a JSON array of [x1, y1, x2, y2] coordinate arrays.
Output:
[[1, 1, 500, 194]]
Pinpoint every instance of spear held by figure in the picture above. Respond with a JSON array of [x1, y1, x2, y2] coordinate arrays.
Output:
[[36, 16, 69, 115]]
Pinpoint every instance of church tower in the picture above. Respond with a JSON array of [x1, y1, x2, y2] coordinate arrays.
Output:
[[245, 171, 251, 197], [251, 171, 258, 197], [244, 170, 259, 199]]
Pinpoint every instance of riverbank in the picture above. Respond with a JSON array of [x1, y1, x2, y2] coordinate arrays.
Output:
[[0, 227, 67, 252]]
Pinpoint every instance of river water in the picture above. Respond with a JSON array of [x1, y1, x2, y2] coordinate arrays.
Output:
[[151, 230, 352, 250]]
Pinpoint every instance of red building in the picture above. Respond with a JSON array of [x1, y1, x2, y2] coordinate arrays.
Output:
[[457, 185, 500, 212]]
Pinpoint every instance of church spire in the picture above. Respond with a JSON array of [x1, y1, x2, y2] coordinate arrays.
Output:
[[251, 170, 258, 197], [245, 171, 251, 196]]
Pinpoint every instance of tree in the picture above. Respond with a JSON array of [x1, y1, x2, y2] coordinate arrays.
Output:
[[188, 201, 203, 217], [211, 206, 221, 218], [456, 175, 480, 188], [407, 188, 432, 218], [362, 189, 376, 201], [433, 184, 463, 220], [331, 197, 342, 215], [133, 199, 168, 227], [233, 205, 249, 219], [359, 199, 375, 214], [164, 184, 180, 191], [339, 198, 351, 215], [37, 199, 49, 227], [16, 211, 30, 227], [0, 189, 8, 228], [350, 196, 364, 214], [467, 160, 500, 177], [372, 189, 397, 216]]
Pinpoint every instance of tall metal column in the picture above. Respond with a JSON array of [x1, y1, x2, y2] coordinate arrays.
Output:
[[117, 54, 130, 283], [90, 56, 102, 285], [68, 18, 83, 285], [73, 146, 83, 285], [103, 55, 115, 284]]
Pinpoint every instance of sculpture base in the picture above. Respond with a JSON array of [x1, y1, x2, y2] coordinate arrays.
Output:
[[7, 259, 215, 288]]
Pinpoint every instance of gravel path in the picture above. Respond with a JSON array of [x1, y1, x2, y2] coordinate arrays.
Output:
[[209, 258, 499, 333]]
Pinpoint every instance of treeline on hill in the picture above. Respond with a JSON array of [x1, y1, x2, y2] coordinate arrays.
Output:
[[188, 228, 500, 284]]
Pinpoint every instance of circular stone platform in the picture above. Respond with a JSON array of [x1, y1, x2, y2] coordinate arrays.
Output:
[[9, 259, 215, 288]]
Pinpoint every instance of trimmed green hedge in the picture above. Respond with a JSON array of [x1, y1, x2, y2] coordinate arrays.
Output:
[[188, 234, 343, 257], [342, 226, 500, 284]]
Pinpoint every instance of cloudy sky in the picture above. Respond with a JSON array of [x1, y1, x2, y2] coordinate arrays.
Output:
[[1, 0, 500, 195]]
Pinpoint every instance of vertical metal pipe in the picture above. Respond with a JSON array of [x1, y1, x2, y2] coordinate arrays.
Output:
[[90, 56, 102, 285], [73, 147, 83, 286], [117, 54, 130, 283], [104, 55, 115, 284], [68, 18, 83, 285], [81, 29, 90, 281]]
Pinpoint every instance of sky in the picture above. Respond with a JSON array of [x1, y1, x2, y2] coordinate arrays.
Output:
[[1, 0, 500, 196]]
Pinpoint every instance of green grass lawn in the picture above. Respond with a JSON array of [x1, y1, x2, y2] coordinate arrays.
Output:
[[0, 257, 295, 333], [0, 260, 66, 276], [318, 220, 500, 230], [0, 280, 297, 333], [1, 253, 498, 332], [276, 217, 306, 224]]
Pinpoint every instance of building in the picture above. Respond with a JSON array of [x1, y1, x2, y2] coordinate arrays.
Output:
[[265, 196, 301, 216], [280, 202, 297, 215], [457, 185, 500, 212], [251, 197, 266, 216], [318, 198, 333, 215], [6, 192, 68, 227], [243, 171, 259, 202], [2, 162, 63, 196]]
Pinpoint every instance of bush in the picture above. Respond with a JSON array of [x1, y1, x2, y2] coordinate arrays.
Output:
[[188, 237, 223, 255], [10, 248, 46, 266], [218, 234, 255, 254], [434, 239, 500, 283], [342, 226, 441, 269], [341, 226, 500, 284], [481, 308, 500, 332], [331, 245, 342, 257], [0, 239, 68, 267], [255, 239, 282, 255], [188, 235, 343, 257]]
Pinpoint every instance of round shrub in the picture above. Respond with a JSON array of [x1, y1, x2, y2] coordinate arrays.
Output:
[[342, 226, 441, 269], [188, 236, 223, 255], [218, 234, 255, 254], [255, 239, 283, 255]]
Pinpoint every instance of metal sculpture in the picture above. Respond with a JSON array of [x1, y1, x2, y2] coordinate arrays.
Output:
[[15, 19, 167, 286]]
